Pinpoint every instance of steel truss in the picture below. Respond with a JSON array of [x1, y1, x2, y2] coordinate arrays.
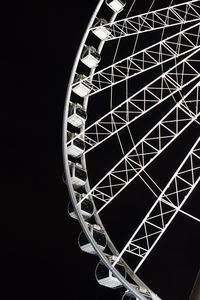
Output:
[[68, 48, 200, 154], [63, 1, 200, 299], [72, 23, 200, 96], [91, 0, 200, 41], [79, 81, 200, 211], [112, 135, 200, 271]]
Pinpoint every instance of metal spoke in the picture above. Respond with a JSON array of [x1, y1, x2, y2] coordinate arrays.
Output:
[[72, 23, 200, 96], [63, 1, 200, 299], [78, 82, 200, 214], [91, 0, 200, 41], [112, 136, 200, 272], [67, 49, 200, 154]]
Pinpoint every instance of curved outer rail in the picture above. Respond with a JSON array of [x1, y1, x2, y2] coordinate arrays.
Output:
[[62, 0, 158, 299], [63, 1, 199, 299]]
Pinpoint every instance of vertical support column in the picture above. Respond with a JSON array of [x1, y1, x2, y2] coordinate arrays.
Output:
[[189, 270, 200, 300]]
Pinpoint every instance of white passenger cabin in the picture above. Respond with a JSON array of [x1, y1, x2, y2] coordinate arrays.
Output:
[[67, 102, 87, 128], [92, 18, 111, 40], [68, 192, 94, 220], [72, 74, 92, 97], [78, 224, 106, 254], [106, 0, 126, 12], [81, 46, 101, 68], [67, 132, 85, 158], [122, 287, 152, 300], [95, 258, 126, 289], [69, 162, 87, 187]]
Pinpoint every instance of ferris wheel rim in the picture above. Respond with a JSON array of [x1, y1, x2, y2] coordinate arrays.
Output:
[[62, 1, 154, 299], [63, 1, 200, 299], [62, 0, 159, 298]]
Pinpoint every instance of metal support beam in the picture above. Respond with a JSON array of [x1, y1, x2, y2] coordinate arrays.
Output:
[[189, 271, 200, 300]]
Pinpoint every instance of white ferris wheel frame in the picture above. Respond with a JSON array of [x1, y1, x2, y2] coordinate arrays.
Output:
[[63, 1, 200, 299]]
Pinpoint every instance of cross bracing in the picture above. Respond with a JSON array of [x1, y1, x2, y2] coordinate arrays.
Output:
[[112, 136, 200, 272], [64, 0, 200, 299], [68, 49, 200, 154], [78, 82, 200, 213], [72, 23, 200, 96], [91, 0, 200, 41]]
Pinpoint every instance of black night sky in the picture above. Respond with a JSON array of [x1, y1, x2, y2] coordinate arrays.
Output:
[[1, 1, 199, 300]]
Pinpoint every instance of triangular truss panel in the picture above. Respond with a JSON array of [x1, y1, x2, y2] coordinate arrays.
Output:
[[90, 1, 200, 40], [112, 137, 200, 272], [68, 50, 200, 155]]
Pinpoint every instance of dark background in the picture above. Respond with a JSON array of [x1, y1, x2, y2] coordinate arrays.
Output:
[[2, 1, 118, 299], [1, 1, 199, 299]]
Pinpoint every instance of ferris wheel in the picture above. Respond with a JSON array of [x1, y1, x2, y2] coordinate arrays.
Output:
[[63, 0, 200, 299]]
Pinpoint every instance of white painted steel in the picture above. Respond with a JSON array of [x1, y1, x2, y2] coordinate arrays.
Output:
[[91, 0, 200, 41], [63, 1, 200, 299]]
